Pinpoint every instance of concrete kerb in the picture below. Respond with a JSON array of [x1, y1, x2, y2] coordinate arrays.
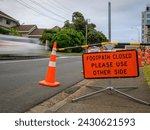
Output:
[[26, 79, 94, 113]]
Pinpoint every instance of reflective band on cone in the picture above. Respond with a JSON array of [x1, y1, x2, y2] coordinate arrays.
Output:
[[49, 61, 56, 67]]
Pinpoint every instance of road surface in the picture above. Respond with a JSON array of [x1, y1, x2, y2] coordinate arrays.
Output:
[[0, 56, 83, 112]]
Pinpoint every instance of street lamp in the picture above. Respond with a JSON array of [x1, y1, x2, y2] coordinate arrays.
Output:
[[85, 24, 88, 44], [85, 19, 90, 45], [108, 2, 111, 42]]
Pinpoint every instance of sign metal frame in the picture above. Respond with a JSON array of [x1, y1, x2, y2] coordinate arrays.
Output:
[[72, 49, 150, 106]]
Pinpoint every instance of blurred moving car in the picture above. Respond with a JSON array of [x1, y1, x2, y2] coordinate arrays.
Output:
[[0, 34, 44, 56]]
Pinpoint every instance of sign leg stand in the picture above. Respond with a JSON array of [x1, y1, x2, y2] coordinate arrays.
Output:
[[72, 87, 109, 102], [72, 86, 150, 106], [112, 87, 150, 105]]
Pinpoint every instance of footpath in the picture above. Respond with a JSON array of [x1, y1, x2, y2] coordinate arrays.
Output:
[[27, 68, 150, 113]]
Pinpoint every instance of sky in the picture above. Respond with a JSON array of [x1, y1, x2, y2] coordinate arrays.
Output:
[[0, 0, 149, 42]]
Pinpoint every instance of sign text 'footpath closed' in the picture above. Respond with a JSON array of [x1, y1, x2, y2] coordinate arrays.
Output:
[[82, 50, 139, 79]]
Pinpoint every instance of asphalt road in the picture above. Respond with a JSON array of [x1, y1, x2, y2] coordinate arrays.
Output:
[[0, 56, 83, 112]]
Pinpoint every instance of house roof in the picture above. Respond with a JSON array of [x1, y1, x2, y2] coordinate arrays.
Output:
[[0, 11, 19, 25], [14, 25, 37, 32], [29, 28, 45, 36]]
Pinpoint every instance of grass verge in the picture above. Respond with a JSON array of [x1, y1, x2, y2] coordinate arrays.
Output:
[[143, 65, 150, 87]]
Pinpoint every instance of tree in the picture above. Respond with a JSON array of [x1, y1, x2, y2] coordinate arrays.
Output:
[[64, 20, 74, 28], [72, 11, 87, 35], [88, 23, 96, 30], [40, 28, 59, 44], [70, 11, 108, 43], [51, 28, 85, 52], [41, 11, 108, 52], [87, 30, 107, 44]]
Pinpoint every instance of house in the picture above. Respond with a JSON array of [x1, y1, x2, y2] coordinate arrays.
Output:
[[14, 24, 37, 37], [0, 11, 45, 41], [28, 28, 45, 38], [0, 11, 19, 30], [14, 24, 45, 39]]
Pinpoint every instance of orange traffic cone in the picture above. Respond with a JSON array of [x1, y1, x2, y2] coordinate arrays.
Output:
[[138, 51, 144, 67], [39, 42, 60, 87], [144, 48, 149, 59], [87, 47, 91, 53], [146, 49, 150, 65]]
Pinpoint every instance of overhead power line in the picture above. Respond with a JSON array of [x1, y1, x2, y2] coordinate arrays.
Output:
[[51, 0, 73, 13], [46, 0, 72, 14], [16, 0, 64, 23], [43, 0, 71, 16], [28, 0, 67, 20]]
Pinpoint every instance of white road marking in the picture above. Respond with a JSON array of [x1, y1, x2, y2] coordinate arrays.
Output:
[[0, 56, 81, 64], [0, 58, 49, 64]]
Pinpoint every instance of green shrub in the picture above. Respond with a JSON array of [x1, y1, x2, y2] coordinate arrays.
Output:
[[0, 27, 10, 34]]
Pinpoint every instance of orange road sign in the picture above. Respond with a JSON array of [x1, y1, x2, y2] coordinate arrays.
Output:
[[82, 50, 139, 79]]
